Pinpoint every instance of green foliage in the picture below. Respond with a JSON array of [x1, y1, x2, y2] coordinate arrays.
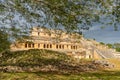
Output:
[[100, 42, 105, 45], [104, 43, 120, 52], [115, 48, 120, 52], [0, 0, 119, 32], [0, 0, 119, 49], [0, 30, 10, 52], [114, 43, 120, 48], [106, 44, 113, 48], [0, 4, 5, 12]]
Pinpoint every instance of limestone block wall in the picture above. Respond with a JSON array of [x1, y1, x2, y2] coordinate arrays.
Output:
[[10, 27, 107, 59]]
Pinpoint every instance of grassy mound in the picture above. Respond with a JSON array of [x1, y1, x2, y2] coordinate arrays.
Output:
[[0, 49, 108, 73], [0, 49, 72, 66]]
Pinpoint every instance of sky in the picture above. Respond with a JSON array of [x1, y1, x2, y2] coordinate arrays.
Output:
[[83, 24, 120, 44]]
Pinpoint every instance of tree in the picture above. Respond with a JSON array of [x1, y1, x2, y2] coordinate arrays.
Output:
[[111, 1, 120, 31], [0, 0, 119, 40], [100, 42, 105, 45], [106, 43, 113, 48], [0, 30, 11, 52], [115, 48, 120, 52], [0, 0, 119, 30]]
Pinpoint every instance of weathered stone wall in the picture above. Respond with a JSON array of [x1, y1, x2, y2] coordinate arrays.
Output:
[[10, 27, 117, 59]]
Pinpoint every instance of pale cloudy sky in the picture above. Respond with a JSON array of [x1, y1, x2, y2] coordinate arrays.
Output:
[[83, 24, 120, 44]]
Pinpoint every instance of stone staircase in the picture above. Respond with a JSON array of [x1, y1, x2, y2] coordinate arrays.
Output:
[[91, 45, 116, 59]]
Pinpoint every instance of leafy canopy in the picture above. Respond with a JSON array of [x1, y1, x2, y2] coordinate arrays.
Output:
[[0, 0, 119, 31], [0, 30, 10, 52], [0, 0, 119, 44]]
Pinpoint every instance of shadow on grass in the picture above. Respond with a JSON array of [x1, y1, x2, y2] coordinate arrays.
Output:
[[31, 70, 120, 77]]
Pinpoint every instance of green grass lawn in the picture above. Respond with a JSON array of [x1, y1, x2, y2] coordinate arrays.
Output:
[[1, 71, 120, 80]]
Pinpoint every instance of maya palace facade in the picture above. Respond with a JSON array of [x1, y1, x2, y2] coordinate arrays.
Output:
[[10, 27, 101, 59]]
